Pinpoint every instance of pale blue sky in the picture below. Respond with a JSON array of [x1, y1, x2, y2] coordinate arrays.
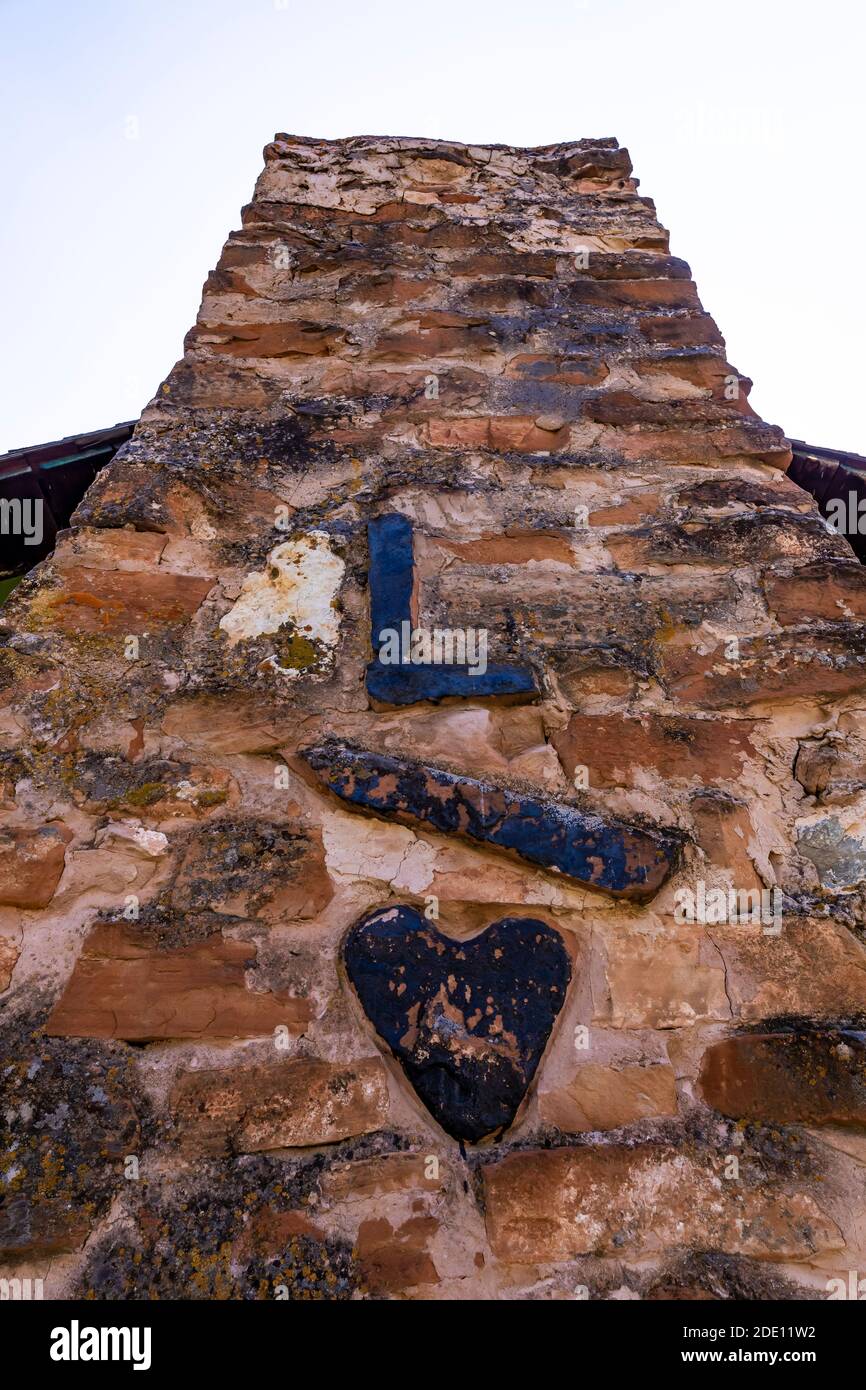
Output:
[[1, 0, 863, 454]]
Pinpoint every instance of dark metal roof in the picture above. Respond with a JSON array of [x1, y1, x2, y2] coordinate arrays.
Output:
[[788, 439, 866, 564], [788, 439, 866, 473], [0, 422, 135, 479], [0, 422, 135, 577]]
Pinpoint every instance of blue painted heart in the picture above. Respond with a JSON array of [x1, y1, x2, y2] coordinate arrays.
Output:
[[343, 905, 572, 1143]]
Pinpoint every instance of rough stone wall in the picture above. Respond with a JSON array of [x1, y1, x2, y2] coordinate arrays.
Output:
[[3, 133, 866, 1301]]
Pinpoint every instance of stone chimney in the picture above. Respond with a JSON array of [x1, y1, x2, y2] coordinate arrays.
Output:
[[2, 134, 866, 1301]]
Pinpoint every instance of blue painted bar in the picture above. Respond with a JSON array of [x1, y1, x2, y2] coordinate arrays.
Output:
[[365, 659, 538, 705], [366, 512, 538, 705], [368, 513, 415, 658], [302, 742, 680, 901]]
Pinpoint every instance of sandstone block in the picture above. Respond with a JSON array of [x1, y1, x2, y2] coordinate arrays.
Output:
[[482, 1144, 841, 1263], [0, 822, 72, 907], [161, 695, 288, 754], [356, 1215, 440, 1295], [440, 530, 575, 566], [764, 561, 866, 626], [171, 1058, 390, 1153], [170, 818, 333, 922], [45, 923, 311, 1041], [539, 1062, 678, 1131], [552, 713, 756, 787], [690, 792, 761, 889], [425, 416, 570, 452], [661, 632, 866, 708], [707, 917, 866, 1020], [322, 1153, 446, 1203], [598, 922, 730, 1028], [192, 319, 346, 358], [45, 567, 212, 635], [699, 1029, 866, 1128]]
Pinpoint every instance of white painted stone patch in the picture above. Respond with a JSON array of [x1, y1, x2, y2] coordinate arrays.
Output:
[[219, 531, 345, 654]]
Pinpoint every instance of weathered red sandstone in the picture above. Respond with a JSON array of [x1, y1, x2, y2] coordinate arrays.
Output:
[[0, 822, 72, 907], [706, 916, 866, 1020], [355, 1215, 440, 1295], [763, 559, 866, 625], [2, 133, 865, 1301], [42, 567, 213, 636], [321, 1153, 446, 1202], [699, 1030, 866, 1128], [45, 923, 310, 1041], [552, 713, 758, 786], [539, 1062, 678, 1132], [482, 1144, 843, 1264], [689, 792, 763, 889], [170, 1057, 390, 1153]]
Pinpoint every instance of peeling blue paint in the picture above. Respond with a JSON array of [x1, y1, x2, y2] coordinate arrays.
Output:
[[302, 742, 679, 900], [366, 513, 538, 706], [344, 904, 571, 1142]]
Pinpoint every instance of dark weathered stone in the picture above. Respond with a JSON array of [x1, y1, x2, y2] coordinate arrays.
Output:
[[0, 1021, 146, 1257], [75, 1155, 365, 1300], [343, 905, 571, 1142], [699, 1027, 866, 1127], [301, 741, 679, 899]]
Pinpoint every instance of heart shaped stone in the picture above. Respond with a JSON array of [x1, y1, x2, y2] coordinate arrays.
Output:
[[343, 906, 572, 1143]]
